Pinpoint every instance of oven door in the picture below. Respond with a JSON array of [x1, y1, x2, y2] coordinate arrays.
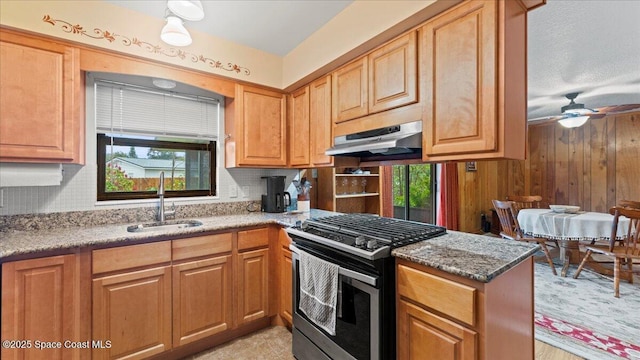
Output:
[[291, 244, 380, 360]]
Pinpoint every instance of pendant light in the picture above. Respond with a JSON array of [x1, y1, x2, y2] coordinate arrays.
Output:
[[167, 0, 205, 21], [161, 15, 192, 47], [160, 1, 205, 47]]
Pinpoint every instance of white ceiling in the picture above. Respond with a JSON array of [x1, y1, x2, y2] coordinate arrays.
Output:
[[105, 0, 640, 119], [104, 0, 353, 56]]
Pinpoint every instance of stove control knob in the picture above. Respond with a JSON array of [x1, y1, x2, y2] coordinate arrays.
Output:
[[355, 236, 366, 247], [366, 239, 377, 250]]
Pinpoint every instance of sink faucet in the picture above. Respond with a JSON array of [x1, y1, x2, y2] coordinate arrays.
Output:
[[157, 171, 175, 222]]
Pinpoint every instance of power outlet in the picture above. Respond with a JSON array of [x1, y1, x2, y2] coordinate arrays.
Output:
[[229, 184, 238, 198], [241, 186, 250, 198]]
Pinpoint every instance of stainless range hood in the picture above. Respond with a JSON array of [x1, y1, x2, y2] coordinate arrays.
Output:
[[326, 120, 422, 161]]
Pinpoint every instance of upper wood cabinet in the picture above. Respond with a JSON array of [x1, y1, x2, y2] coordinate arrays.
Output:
[[332, 57, 368, 124], [288, 86, 311, 167], [287, 75, 334, 168], [1, 254, 86, 360], [226, 84, 286, 167], [368, 31, 418, 114], [332, 32, 418, 125], [309, 75, 334, 167], [421, 0, 527, 161], [0, 30, 84, 164]]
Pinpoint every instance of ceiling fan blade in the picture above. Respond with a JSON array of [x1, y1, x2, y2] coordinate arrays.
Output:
[[528, 115, 564, 122]]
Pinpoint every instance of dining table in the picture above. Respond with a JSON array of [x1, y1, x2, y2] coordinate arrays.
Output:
[[517, 208, 630, 277]]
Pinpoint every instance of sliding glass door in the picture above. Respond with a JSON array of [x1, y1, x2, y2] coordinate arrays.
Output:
[[392, 164, 436, 223]]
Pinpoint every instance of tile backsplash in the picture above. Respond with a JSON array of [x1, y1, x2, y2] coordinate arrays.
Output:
[[0, 164, 298, 216]]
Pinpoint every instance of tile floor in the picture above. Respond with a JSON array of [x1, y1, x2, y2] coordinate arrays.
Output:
[[188, 326, 295, 360]]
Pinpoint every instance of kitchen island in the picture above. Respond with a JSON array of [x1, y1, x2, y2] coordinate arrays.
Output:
[[394, 231, 538, 360]]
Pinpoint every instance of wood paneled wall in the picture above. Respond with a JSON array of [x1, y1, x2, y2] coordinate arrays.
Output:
[[457, 111, 639, 234]]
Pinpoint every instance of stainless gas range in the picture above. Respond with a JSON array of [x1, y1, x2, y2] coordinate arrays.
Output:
[[285, 213, 446, 360]]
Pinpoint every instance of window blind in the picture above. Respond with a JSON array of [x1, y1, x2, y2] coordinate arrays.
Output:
[[95, 80, 220, 140]]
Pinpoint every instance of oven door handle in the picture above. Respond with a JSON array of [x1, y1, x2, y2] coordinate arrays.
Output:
[[290, 244, 378, 287]]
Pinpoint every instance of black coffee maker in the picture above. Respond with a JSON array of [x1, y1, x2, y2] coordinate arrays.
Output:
[[261, 176, 291, 213]]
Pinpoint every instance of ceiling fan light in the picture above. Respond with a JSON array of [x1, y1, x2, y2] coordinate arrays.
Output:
[[161, 16, 192, 46], [558, 115, 589, 128], [167, 0, 205, 21]]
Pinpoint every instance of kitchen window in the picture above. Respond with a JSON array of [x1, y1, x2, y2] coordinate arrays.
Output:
[[92, 73, 220, 201], [97, 134, 214, 200]]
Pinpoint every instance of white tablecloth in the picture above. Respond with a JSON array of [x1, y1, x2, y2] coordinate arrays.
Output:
[[517, 208, 630, 241]]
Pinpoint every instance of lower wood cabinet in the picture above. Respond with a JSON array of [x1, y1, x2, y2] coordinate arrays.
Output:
[[172, 233, 233, 347], [396, 258, 534, 360], [237, 248, 270, 325], [278, 229, 293, 326], [1, 254, 85, 360], [172, 255, 232, 346], [92, 242, 172, 360], [236, 228, 271, 325], [92, 266, 172, 360], [398, 299, 476, 360], [1, 226, 277, 360]]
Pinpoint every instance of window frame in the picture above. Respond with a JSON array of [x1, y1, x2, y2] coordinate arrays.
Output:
[[97, 134, 216, 201]]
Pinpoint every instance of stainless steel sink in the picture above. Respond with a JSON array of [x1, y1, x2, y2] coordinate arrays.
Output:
[[127, 219, 203, 233]]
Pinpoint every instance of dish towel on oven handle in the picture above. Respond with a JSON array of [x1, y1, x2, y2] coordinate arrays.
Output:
[[298, 249, 339, 336]]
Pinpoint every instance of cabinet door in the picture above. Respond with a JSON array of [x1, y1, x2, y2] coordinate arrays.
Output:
[[0, 31, 83, 163], [368, 31, 418, 114], [288, 86, 310, 167], [309, 75, 333, 167], [332, 57, 368, 123], [172, 255, 232, 347], [234, 84, 286, 166], [1, 255, 80, 360], [92, 266, 172, 360], [236, 248, 269, 325], [397, 299, 477, 360], [279, 246, 293, 326], [422, 0, 497, 157]]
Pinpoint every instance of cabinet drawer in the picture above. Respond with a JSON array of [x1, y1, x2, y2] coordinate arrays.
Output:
[[93, 241, 171, 275], [237, 227, 269, 251], [172, 233, 232, 261], [397, 264, 476, 326]]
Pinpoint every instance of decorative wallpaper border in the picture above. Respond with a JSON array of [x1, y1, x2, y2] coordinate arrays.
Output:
[[42, 15, 251, 76]]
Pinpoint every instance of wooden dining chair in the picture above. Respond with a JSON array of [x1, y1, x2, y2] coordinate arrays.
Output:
[[573, 206, 640, 297], [618, 199, 640, 210], [492, 199, 557, 275], [506, 195, 543, 216]]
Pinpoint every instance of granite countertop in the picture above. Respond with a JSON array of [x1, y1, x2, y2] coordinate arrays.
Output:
[[2, 210, 538, 283], [392, 230, 540, 283], [0, 209, 335, 261]]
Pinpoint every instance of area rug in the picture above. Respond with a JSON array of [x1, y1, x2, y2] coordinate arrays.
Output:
[[534, 262, 640, 359]]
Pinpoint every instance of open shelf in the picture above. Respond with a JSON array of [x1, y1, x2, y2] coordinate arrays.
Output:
[[317, 166, 381, 215]]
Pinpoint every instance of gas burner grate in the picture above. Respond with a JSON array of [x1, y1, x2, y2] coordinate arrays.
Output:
[[305, 214, 446, 247]]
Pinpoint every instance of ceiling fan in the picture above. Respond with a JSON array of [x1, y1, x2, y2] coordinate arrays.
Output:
[[529, 92, 600, 128]]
